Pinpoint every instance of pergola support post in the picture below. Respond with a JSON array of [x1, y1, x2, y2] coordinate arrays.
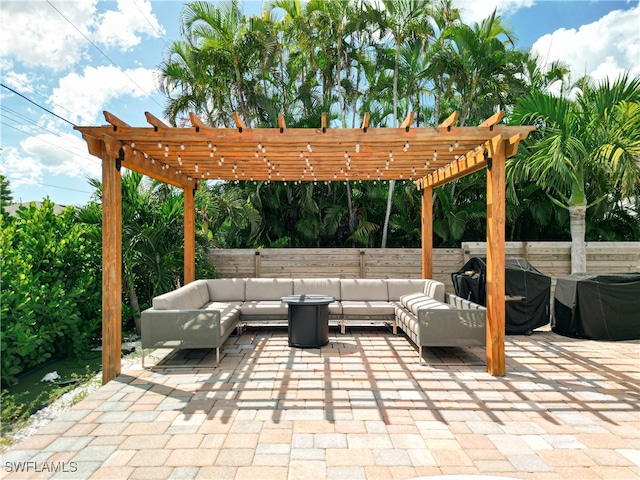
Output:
[[101, 144, 122, 384], [421, 186, 433, 279], [184, 186, 195, 284], [486, 138, 506, 376]]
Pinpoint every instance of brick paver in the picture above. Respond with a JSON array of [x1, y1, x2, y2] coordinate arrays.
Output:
[[1, 326, 638, 480]]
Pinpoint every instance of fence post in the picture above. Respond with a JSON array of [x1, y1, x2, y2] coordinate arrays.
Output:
[[255, 250, 261, 278], [360, 250, 366, 278]]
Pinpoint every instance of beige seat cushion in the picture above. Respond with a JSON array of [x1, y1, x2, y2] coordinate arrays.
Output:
[[400, 293, 451, 317], [341, 300, 394, 316], [245, 278, 293, 301], [340, 279, 388, 301], [207, 278, 246, 301], [293, 278, 341, 300], [240, 300, 288, 316], [152, 280, 209, 310], [386, 279, 428, 301]]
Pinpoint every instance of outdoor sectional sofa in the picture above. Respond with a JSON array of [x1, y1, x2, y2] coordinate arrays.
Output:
[[141, 278, 486, 366]]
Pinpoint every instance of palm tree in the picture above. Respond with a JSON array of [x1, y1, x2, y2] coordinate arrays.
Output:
[[365, 0, 434, 247], [510, 73, 640, 272], [446, 10, 517, 125]]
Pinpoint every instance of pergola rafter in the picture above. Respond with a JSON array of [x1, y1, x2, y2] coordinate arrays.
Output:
[[75, 111, 535, 383]]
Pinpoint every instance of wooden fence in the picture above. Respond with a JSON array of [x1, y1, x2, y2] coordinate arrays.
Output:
[[208, 242, 640, 292]]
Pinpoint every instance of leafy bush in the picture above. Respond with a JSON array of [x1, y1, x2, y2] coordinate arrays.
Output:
[[1, 200, 101, 387]]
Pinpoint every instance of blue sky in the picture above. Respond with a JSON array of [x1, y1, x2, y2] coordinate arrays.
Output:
[[1, 0, 639, 207]]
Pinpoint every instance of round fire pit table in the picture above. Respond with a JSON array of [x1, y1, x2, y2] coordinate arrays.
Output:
[[281, 294, 334, 348]]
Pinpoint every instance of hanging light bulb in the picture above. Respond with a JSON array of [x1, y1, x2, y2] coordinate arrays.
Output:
[[207, 142, 212, 149], [355, 142, 360, 153], [195, 163, 199, 172], [180, 144, 185, 150]]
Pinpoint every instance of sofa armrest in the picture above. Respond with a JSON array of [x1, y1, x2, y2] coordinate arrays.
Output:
[[141, 309, 222, 349], [416, 308, 486, 347], [445, 292, 486, 310]]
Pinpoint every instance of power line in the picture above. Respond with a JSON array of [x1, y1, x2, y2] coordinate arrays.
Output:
[[3, 177, 93, 195], [1, 83, 75, 126], [0, 121, 101, 166], [1, 106, 89, 156], [131, 0, 172, 51], [3, 72, 95, 126], [46, 0, 164, 111]]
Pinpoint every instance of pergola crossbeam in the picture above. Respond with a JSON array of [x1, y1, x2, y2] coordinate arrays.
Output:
[[145, 111, 170, 130]]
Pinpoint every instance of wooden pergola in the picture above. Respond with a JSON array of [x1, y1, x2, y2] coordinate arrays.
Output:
[[76, 110, 534, 384]]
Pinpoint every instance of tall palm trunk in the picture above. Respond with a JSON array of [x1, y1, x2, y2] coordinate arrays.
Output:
[[381, 39, 402, 248], [569, 205, 587, 274]]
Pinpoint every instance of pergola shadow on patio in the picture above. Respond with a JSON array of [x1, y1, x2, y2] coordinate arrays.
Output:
[[3, 327, 638, 479], [76, 110, 535, 383]]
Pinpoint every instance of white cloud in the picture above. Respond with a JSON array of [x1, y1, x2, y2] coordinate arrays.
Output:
[[0, 0, 93, 72], [93, 0, 164, 51], [51, 65, 157, 125], [454, 0, 534, 25], [0, 0, 164, 72], [20, 132, 102, 179], [0, 130, 101, 186], [0, 147, 44, 187], [531, 5, 640, 87]]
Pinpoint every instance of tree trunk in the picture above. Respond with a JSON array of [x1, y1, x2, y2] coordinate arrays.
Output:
[[381, 180, 395, 248], [128, 284, 142, 335], [569, 205, 587, 273], [346, 181, 356, 236]]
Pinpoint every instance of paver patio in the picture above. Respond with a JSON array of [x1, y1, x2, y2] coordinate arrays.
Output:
[[2, 326, 638, 480]]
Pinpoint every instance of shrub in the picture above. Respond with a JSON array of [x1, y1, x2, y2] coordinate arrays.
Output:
[[1, 200, 101, 387]]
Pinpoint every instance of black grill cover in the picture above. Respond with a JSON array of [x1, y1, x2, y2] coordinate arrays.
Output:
[[452, 257, 551, 334], [553, 273, 640, 340]]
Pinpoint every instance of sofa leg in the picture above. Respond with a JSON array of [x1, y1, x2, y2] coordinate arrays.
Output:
[[418, 346, 424, 366], [341, 320, 345, 335], [141, 348, 146, 369], [216, 347, 220, 365], [393, 321, 397, 335]]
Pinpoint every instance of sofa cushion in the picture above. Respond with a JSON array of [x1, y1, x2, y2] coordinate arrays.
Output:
[[152, 281, 208, 310], [204, 301, 242, 317], [341, 300, 395, 316], [245, 278, 293, 301], [340, 279, 388, 301], [423, 279, 446, 303], [395, 305, 419, 337], [207, 278, 246, 301], [293, 278, 342, 300], [240, 300, 288, 316], [400, 292, 452, 317], [386, 279, 428, 301]]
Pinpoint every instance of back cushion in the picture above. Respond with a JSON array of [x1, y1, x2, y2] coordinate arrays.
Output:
[[423, 279, 445, 303], [153, 281, 208, 310], [293, 278, 341, 300], [245, 278, 293, 301], [340, 279, 388, 301], [386, 279, 428, 301], [207, 278, 246, 301]]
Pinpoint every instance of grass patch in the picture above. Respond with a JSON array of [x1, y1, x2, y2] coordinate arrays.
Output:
[[0, 352, 102, 443]]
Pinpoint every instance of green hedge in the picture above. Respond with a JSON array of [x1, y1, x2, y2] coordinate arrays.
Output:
[[1, 200, 101, 387]]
